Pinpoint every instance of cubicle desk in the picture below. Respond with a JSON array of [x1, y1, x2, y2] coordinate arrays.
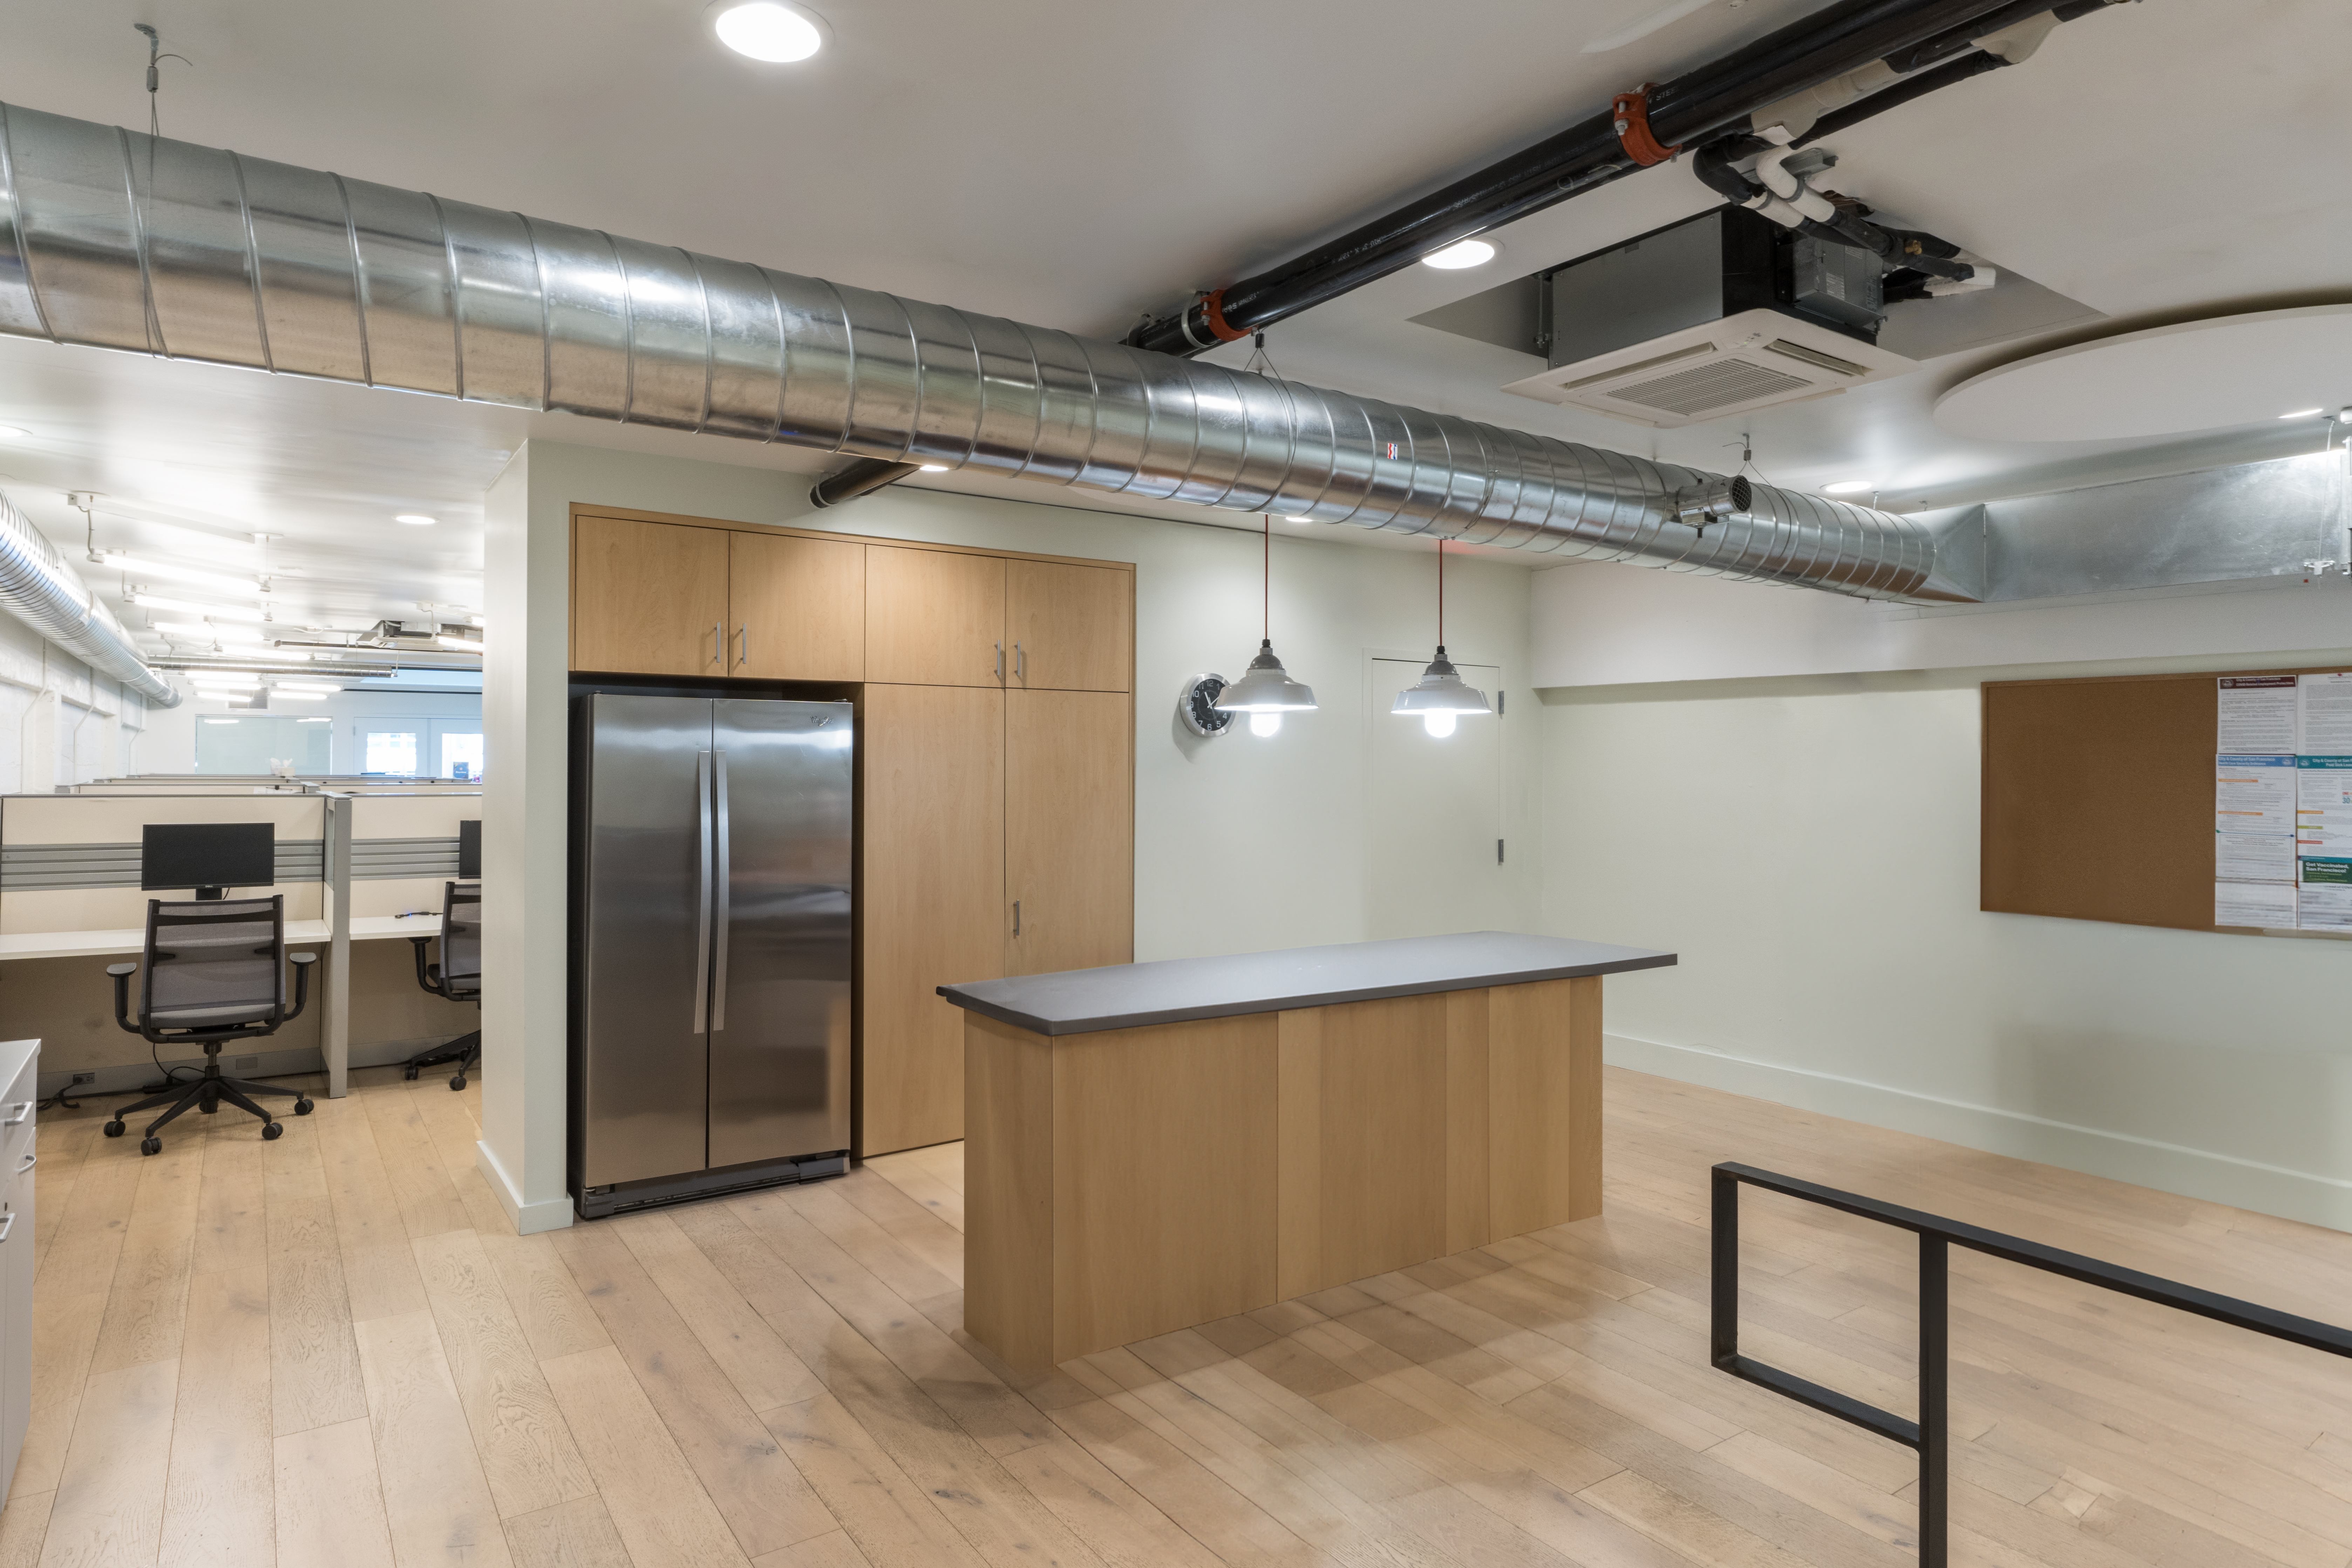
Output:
[[0, 789, 481, 1095], [940, 931, 1675, 1372]]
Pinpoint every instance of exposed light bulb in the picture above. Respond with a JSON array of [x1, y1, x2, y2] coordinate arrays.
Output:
[[1249, 712, 1282, 738], [1421, 239, 1495, 270], [714, 1, 824, 61], [1422, 710, 1457, 739]]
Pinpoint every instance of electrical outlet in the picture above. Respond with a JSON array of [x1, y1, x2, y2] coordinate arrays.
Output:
[[69, 1072, 96, 1085], [233, 1055, 260, 1071]]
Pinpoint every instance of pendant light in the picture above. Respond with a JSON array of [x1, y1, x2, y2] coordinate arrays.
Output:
[[1213, 516, 1317, 737], [1392, 539, 1491, 738]]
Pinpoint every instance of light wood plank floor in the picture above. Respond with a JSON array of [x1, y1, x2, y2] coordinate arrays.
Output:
[[12, 1063, 2352, 1567]]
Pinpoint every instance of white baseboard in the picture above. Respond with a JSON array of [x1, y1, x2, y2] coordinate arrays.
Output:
[[476, 1138, 572, 1235], [1606, 1032, 2352, 1234]]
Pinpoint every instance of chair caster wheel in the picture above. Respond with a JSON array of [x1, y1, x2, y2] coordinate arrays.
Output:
[[402, 1067, 420, 1080], [450, 1075, 467, 1091], [104, 1120, 125, 1138], [261, 1122, 284, 1141], [139, 1136, 161, 1156], [294, 1098, 314, 1115]]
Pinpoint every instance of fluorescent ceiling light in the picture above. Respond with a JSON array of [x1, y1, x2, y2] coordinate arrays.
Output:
[[714, 1, 824, 61], [130, 592, 267, 623], [1421, 239, 1495, 270], [394, 513, 437, 526], [2279, 408, 2324, 419], [437, 635, 485, 652], [1822, 479, 1876, 494], [192, 677, 263, 690], [151, 620, 267, 643], [0, 425, 28, 440], [103, 552, 263, 594]]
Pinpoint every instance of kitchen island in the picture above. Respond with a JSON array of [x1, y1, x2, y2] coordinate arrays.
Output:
[[938, 931, 1675, 1371]]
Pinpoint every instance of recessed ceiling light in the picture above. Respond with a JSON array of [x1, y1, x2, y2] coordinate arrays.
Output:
[[1421, 239, 1496, 271], [2279, 408, 2324, 419], [395, 513, 437, 526], [713, 1, 825, 62], [1822, 479, 1876, 494], [918, 464, 948, 473], [0, 425, 28, 441]]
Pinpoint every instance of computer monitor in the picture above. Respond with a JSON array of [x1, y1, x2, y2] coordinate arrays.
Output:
[[458, 819, 481, 880], [142, 822, 276, 901]]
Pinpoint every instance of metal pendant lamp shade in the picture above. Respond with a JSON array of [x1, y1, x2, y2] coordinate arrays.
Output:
[[1394, 541, 1488, 737], [1213, 518, 1318, 736], [1216, 640, 1319, 713]]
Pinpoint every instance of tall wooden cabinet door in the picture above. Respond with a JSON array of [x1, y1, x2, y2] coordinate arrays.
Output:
[[862, 684, 1005, 1154], [865, 546, 1005, 687], [1006, 689, 1133, 977], [571, 514, 730, 675], [730, 532, 865, 680], [1007, 560, 1133, 692]]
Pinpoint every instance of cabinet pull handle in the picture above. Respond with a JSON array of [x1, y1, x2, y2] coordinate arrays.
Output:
[[1012, 899, 1020, 937], [0, 1101, 27, 1127], [737, 623, 749, 669], [1015, 642, 1025, 679], [994, 641, 1002, 680], [0, 1213, 13, 1243], [711, 622, 723, 666]]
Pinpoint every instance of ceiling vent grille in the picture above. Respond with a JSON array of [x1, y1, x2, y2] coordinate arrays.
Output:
[[1504, 308, 1917, 428], [1612, 359, 1815, 417]]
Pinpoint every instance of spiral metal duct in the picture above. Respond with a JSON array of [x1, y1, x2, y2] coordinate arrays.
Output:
[[0, 487, 179, 705], [0, 101, 1964, 603]]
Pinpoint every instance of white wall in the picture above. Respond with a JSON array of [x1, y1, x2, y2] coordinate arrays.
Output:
[[476, 442, 1541, 1232], [0, 613, 152, 792], [1539, 642, 2352, 1231]]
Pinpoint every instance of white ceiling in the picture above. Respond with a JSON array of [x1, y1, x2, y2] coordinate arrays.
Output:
[[0, 0, 2345, 637]]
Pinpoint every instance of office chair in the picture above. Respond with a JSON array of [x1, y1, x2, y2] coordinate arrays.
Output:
[[104, 895, 317, 1154], [403, 880, 482, 1090]]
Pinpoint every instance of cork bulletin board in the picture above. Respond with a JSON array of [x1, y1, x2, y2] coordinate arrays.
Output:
[[1981, 667, 2345, 935]]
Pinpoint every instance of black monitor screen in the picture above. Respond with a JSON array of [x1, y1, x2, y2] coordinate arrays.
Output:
[[458, 819, 482, 880], [142, 822, 276, 892]]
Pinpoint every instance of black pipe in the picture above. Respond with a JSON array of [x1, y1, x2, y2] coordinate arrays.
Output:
[[1125, 0, 2032, 357], [809, 457, 922, 508]]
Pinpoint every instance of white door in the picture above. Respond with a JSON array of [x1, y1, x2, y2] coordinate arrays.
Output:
[[1364, 657, 1504, 939]]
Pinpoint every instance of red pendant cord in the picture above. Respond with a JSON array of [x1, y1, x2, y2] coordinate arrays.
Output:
[[1436, 539, 1444, 647], [1263, 516, 1271, 641]]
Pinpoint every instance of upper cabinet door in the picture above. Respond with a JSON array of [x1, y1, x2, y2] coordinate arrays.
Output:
[[730, 532, 865, 681], [571, 514, 730, 676], [865, 546, 1006, 687], [1007, 561, 1133, 692]]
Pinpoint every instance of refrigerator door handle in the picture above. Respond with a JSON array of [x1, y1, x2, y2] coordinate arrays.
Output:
[[712, 749, 731, 1031], [694, 749, 713, 1033]]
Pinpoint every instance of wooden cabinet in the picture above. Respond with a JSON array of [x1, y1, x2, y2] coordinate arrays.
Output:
[[865, 547, 1005, 687], [862, 684, 1005, 1155], [1006, 689, 1133, 977], [571, 514, 729, 676], [729, 532, 865, 681], [1007, 561, 1133, 692]]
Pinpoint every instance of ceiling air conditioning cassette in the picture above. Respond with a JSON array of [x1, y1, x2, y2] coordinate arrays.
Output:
[[1503, 308, 1916, 428]]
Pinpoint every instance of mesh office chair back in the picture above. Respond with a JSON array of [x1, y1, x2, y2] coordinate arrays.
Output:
[[143, 897, 287, 1030], [441, 882, 482, 1000]]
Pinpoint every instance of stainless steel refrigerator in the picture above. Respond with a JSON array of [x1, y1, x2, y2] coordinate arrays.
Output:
[[570, 692, 852, 1218]]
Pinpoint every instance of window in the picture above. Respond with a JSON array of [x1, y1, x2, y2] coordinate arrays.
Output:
[[438, 730, 485, 780], [363, 730, 420, 775]]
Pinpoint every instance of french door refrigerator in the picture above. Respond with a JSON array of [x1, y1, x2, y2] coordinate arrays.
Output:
[[570, 692, 852, 1218]]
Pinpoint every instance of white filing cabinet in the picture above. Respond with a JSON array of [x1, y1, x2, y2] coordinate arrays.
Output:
[[0, 1040, 34, 1511]]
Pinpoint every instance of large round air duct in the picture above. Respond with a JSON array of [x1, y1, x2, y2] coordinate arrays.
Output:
[[0, 102, 1967, 603], [0, 486, 178, 706]]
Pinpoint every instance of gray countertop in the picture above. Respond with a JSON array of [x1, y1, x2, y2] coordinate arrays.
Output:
[[938, 931, 1675, 1037]]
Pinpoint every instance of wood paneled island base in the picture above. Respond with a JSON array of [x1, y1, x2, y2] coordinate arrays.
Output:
[[943, 933, 1673, 1371]]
